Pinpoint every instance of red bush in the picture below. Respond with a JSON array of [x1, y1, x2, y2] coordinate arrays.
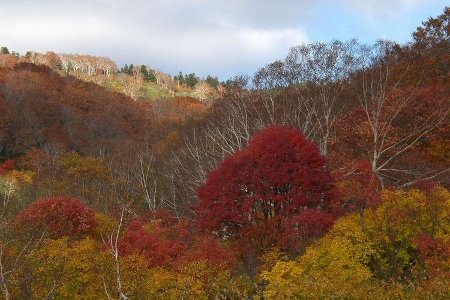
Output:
[[13, 197, 96, 238]]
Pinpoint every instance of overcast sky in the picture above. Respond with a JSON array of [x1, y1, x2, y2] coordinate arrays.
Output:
[[0, 0, 447, 79]]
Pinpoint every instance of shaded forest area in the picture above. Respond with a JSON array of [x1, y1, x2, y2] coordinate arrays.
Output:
[[0, 7, 449, 299]]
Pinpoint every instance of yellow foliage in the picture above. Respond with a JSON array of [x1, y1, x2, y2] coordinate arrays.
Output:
[[262, 214, 375, 299], [30, 237, 111, 299], [427, 139, 450, 162], [93, 212, 118, 239], [119, 254, 152, 299], [0, 170, 35, 217], [53, 152, 114, 210], [259, 248, 288, 273], [144, 260, 251, 299], [9, 170, 34, 185], [262, 187, 450, 299]]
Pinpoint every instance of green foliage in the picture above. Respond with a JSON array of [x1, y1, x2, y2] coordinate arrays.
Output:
[[140, 65, 156, 82], [184, 73, 199, 88], [205, 75, 219, 89], [1, 47, 9, 54], [120, 63, 134, 75], [174, 71, 185, 84], [174, 72, 199, 88], [141, 81, 173, 98]]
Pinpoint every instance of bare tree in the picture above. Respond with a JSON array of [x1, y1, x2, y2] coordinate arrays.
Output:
[[282, 40, 360, 155], [102, 207, 128, 300], [354, 41, 449, 185]]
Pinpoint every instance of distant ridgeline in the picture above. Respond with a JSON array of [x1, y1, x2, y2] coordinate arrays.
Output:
[[0, 47, 222, 101]]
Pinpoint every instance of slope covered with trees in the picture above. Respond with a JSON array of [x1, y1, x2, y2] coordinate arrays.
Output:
[[7, 50, 223, 102], [0, 7, 448, 300]]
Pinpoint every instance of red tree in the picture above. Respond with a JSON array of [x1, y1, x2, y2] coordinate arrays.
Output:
[[334, 160, 381, 217], [197, 126, 335, 255], [119, 216, 236, 270], [119, 219, 187, 268], [0, 160, 14, 174], [13, 197, 96, 238]]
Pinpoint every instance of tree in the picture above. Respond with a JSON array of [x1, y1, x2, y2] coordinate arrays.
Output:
[[0, 47, 9, 55], [333, 160, 381, 224], [205, 75, 219, 89], [194, 81, 214, 101], [413, 6, 449, 49], [262, 186, 450, 298], [197, 126, 335, 257], [254, 40, 359, 155], [261, 214, 376, 299], [0, 162, 42, 300], [102, 207, 130, 300], [339, 41, 450, 186], [140, 65, 156, 82], [53, 152, 114, 211], [29, 237, 109, 299], [174, 72, 185, 85], [184, 73, 199, 88], [13, 196, 97, 239], [368, 187, 450, 280]]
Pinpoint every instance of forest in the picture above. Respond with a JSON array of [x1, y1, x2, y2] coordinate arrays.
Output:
[[0, 7, 449, 300]]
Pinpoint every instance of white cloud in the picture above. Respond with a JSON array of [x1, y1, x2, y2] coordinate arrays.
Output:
[[0, 0, 313, 78], [0, 0, 445, 78]]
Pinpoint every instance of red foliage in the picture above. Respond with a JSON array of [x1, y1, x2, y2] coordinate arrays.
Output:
[[279, 210, 335, 253], [19, 148, 51, 175], [120, 220, 187, 268], [141, 208, 178, 227], [197, 126, 335, 255], [182, 235, 236, 270], [0, 63, 151, 154], [0, 159, 14, 174], [334, 160, 381, 215], [13, 197, 96, 238], [415, 233, 450, 277], [120, 216, 236, 270]]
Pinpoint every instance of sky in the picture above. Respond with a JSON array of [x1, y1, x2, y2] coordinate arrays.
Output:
[[0, 0, 447, 79]]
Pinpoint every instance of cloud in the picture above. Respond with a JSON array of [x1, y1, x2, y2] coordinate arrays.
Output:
[[0, 0, 445, 78], [0, 0, 314, 78]]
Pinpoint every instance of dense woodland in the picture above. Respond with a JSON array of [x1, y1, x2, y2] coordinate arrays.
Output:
[[0, 7, 449, 299]]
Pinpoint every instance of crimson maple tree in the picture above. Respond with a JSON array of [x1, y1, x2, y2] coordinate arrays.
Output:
[[197, 126, 336, 255]]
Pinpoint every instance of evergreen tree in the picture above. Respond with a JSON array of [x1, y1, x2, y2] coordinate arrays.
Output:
[[205, 75, 220, 89], [174, 72, 185, 85], [1, 47, 10, 54], [140, 65, 157, 82], [185, 73, 199, 88], [128, 64, 134, 75]]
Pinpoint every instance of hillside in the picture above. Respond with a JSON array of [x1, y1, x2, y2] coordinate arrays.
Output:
[[0, 7, 448, 300], [3, 50, 223, 102], [0, 61, 210, 158]]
